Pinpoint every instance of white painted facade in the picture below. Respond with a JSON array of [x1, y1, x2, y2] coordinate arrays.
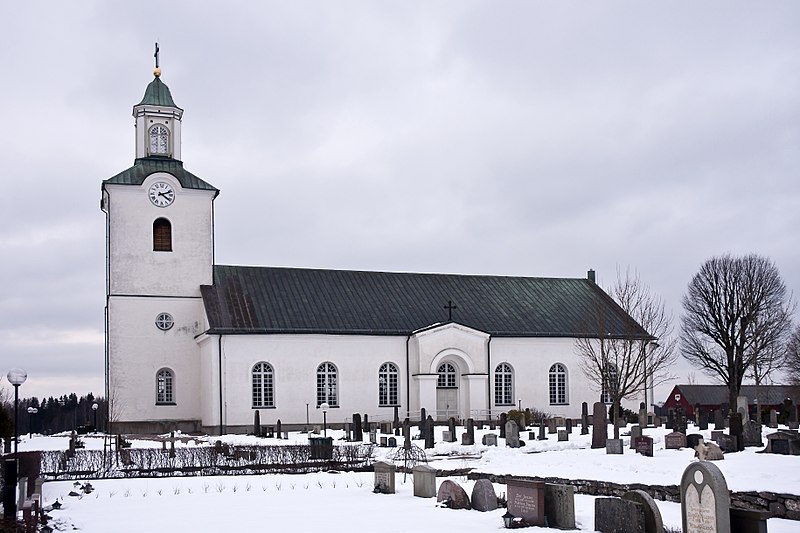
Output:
[[103, 75, 642, 434]]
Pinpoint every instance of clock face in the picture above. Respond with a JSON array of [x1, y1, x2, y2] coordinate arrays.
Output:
[[149, 182, 175, 207]]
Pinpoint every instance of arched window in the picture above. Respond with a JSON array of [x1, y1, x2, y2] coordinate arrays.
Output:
[[316, 362, 338, 406], [252, 362, 274, 408], [549, 363, 568, 405], [153, 218, 172, 252], [378, 362, 399, 407], [156, 368, 174, 404], [437, 362, 457, 388], [149, 124, 170, 155], [601, 364, 618, 404], [494, 363, 514, 406]]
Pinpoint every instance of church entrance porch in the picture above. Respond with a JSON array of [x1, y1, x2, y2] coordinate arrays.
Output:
[[436, 362, 459, 420]]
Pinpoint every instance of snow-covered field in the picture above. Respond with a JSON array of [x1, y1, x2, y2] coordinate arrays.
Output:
[[15, 423, 800, 532]]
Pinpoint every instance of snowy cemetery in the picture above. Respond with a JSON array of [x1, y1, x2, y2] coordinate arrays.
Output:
[[3, 403, 800, 533]]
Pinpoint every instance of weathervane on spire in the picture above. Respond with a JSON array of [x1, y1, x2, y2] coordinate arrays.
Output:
[[153, 42, 161, 77]]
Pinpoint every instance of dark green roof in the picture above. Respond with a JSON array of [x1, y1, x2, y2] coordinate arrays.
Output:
[[103, 157, 218, 192], [137, 77, 180, 108], [201, 265, 652, 338]]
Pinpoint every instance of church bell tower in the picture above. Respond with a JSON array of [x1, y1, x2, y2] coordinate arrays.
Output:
[[100, 48, 218, 433]]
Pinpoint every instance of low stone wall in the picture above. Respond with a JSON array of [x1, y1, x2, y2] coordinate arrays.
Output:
[[466, 472, 800, 521]]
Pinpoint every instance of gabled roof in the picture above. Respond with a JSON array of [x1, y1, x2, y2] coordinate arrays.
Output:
[[674, 384, 799, 406], [103, 157, 218, 192], [201, 265, 653, 338], [137, 76, 180, 109]]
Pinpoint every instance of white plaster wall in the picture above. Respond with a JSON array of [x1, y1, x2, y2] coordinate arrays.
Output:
[[490, 337, 641, 418], [105, 177, 214, 297], [215, 335, 409, 428], [107, 296, 204, 423], [412, 324, 490, 375]]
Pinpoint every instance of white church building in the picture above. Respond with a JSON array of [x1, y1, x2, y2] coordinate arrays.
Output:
[[102, 68, 651, 434]]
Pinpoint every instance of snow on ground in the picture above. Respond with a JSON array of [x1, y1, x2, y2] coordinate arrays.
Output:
[[16, 423, 800, 532]]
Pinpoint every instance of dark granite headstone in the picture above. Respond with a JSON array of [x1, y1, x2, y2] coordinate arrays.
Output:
[[729, 508, 769, 533], [482, 433, 497, 446], [380, 436, 387, 447], [681, 461, 730, 533], [634, 436, 653, 457], [464, 418, 475, 446], [729, 413, 744, 452], [353, 413, 363, 442], [592, 402, 608, 449], [711, 430, 724, 442], [687, 433, 704, 449], [544, 483, 575, 529], [665, 431, 687, 449], [581, 401, 590, 435], [436, 480, 471, 509], [402, 418, 411, 450], [387, 437, 397, 447], [253, 410, 261, 436], [447, 417, 457, 442], [470, 479, 498, 512], [765, 431, 800, 455], [507, 479, 545, 526], [276, 420, 282, 439], [419, 409, 426, 431], [566, 419, 573, 434], [622, 490, 663, 533], [595, 497, 645, 533], [698, 409, 708, 431], [742, 421, 763, 448], [717, 434, 737, 453], [538, 423, 546, 440], [557, 430, 568, 442], [548, 419, 557, 434], [363, 414, 369, 434], [424, 415, 435, 449], [499, 413, 507, 438]]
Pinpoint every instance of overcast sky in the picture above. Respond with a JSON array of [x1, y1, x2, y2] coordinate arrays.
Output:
[[1, 1, 798, 402]]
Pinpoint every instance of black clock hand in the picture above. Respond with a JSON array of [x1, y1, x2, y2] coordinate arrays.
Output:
[[158, 191, 172, 198]]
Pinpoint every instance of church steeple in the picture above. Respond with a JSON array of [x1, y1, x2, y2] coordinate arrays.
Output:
[[132, 44, 184, 161]]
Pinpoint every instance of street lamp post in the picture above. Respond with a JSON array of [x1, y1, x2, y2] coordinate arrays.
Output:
[[321, 402, 329, 438], [27, 407, 38, 438], [92, 403, 99, 433], [643, 341, 659, 414], [7, 369, 28, 455]]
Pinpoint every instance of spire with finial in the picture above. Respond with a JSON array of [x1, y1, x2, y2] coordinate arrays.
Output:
[[153, 42, 161, 77]]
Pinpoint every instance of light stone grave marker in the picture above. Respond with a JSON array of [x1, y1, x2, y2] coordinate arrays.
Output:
[[681, 461, 730, 533]]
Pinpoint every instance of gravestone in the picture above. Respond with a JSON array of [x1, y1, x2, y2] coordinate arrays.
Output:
[[548, 419, 557, 434], [369, 429, 377, 444], [344, 422, 352, 441], [393, 406, 400, 428], [686, 433, 704, 449], [634, 436, 654, 457], [665, 431, 687, 450], [581, 402, 590, 435], [353, 413, 363, 441], [403, 418, 411, 449], [507, 478, 545, 526], [789, 399, 799, 429], [629, 425, 641, 449], [544, 483, 575, 529], [482, 433, 497, 446], [714, 409, 725, 430], [711, 430, 724, 443], [363, 414, 369, 434], [505, 420, 520, 448], [381, 422, 393, 435], [717, 434, 737, 453], [698, 409, 709, 431], [639, 404, 647, 428], [765, 431, 800, 455], [592, 402, 608, 449], [253, 410, 261, 436], [373, 461, 396, 494], [499, 413, 507, 438], [424, 415, 435, 449], [729, 509, 769, 533], [276, 420, 282, 439], [557, 430, 568, 442], [595, 497, 645, 533], [622, 490, 664, 533], [529, 431, 536, 440], [470, 479, 498, 512], [737, 395, 749, 421], [412, 464, 437, 498], [768, 410, 778, 429], [442, 431, 452, 443], [694, 439, 725, 461], [448, 417, 457, 442], [419, 409, 426, 431], [729, 413, 744, 452], [742, 421, 762, 448], [606, 438, 623, 455], [387, 437, 397, 447], [566, 419, 573, 434], [680, 461, 730, 533], [436, 480, 471, 509], [538, 423, 546, 440], [464, 418, 475, 446], [380, 436, 387, 447]]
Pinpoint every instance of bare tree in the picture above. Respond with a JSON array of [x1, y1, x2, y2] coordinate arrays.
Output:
[[681, 253, 793, 412], [576, 268, 678, 438], [787, 324, 800, 387]]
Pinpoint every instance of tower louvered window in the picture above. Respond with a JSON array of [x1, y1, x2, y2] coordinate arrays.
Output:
[[153, 218, 172, 251]]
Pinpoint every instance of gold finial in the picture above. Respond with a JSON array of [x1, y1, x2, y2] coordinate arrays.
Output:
[[153, 42, 161, 77]]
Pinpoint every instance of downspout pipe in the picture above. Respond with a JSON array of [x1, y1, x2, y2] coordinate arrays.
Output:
[[487, 336, 493, 420], [406, 335, 411, 419], [218, 334, 224, 435]]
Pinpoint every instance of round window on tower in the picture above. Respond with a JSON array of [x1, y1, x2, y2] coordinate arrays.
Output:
[[155, 313, 174, 331]]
